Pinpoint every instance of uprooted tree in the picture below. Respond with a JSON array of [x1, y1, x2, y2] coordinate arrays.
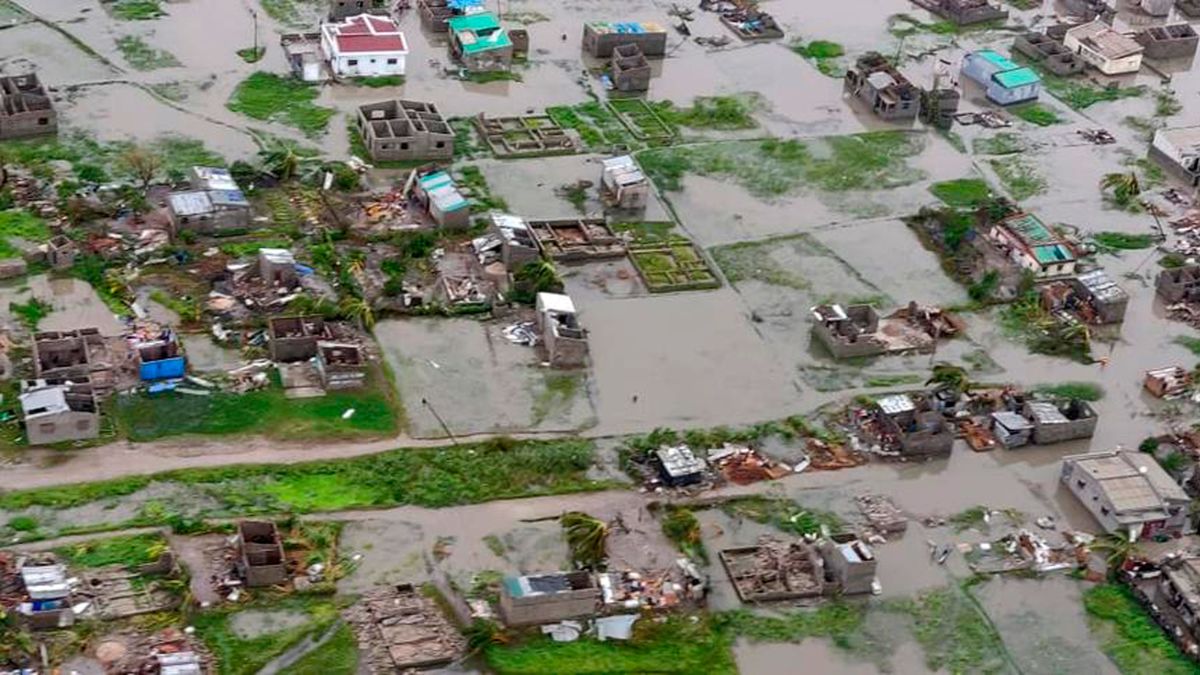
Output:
[[561, 511, 609, 569]]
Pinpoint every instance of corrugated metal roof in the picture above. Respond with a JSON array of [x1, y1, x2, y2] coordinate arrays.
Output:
[[876, 394, 915, 415], [993, 66, 1040, 88], [975, 49, 1020, 71]]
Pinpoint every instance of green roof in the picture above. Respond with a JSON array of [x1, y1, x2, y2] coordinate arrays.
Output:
[[1004, 212, 1056, 244], [993, 66, 1040, 88], [449, 12, 512, 54], [976, 49, 1019, 72], [1033, 244, 1075, 264]]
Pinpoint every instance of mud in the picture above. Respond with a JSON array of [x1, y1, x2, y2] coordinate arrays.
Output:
[[0, 274, 123, 336], [229, 608, 312, 639]]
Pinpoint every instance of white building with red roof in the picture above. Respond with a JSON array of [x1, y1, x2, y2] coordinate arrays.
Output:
[[321, 13, 409, 77]]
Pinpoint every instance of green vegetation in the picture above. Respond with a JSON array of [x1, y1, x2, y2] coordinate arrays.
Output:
[[562, 511, 609, 568], [288, 623, 358, 675], [791, 40, 846, 77], [110, 0, 165, 20], [531, 372, 583, 425], [350, 75, 405, 88], [661, 506, 706, 562], [194, 597, 341, 675], [1034, 381, 1105, 401], [714, 603, 866, 647], [55, 532, 166, 568], [890, 586, 1011, 673], [655, 95, 758, 130], [1000, 289, 1092, 363], [112, 376, 398, 442], [929, 178, 991, 207], [990, 156, 1046, 200], [116, 35, 180, 70], [1084, 584, 1196, 674], [9, 297, 52, 330], [0, 131, 222, 187], [259, 0, 319, 28], [218, 237, 292, 257], [546, 102, 636, 151], [638, 132, 925, 197], [609, 99, 676, 141], [227, 72, 335, 136], [972, 132, 1024, 156], [629, 240, 719, 292], [612, 221, 676, 242], [0, 438, 601, 516], [485, 615, 736, 675], [1093, 231, 1156, 250], [1174, 335, 1200, 356], [0, 209, 50, 259], [7, 516, 37, 532], [720, 496, 843, 537], [236, 46, 266, 64], [1023, 59, 1144, 110], [457, 164, 508, 211], [463, 70, 523, 84], [887, 13, 973, 38], [1011, 103, 1060, 127]]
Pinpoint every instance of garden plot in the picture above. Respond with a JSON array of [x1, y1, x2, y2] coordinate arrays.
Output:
[[374, 317, 596, 438], [608, 98, 676, 143], [628, 239, 720, 293]]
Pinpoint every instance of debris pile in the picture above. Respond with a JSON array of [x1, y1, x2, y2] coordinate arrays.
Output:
[[719, 537, 825, 602], [856, 494, 908, 534], [344, 584, 467, 672]]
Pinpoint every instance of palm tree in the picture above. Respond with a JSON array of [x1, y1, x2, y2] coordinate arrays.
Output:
[[926, 363, 971, 395], [1099, 172, 1141, 208], [561, 511, 609, 568], [259, 145, 318, 183], [1092, 531, 1142, 577], [339, 296, 375, 330]]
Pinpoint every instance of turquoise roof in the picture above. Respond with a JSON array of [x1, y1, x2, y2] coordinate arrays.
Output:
[[449, 12, 513, 54], [993, 66, 1040, 88], [976, 49, 1019, 72], [1033, 244, 1075, 264]]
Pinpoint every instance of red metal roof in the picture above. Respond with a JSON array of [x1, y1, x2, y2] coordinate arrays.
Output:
[[336, 34, 407, 53], [325, 13, 407, 54]]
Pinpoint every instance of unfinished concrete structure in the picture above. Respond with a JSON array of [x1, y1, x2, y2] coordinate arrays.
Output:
[[132, 327, 185, 381], [1061, 450, 1190, 539], [45, 235, 77, 270], [475, 113, 579, 158], [911, 0, 1007, 26], [919, 87, 960, 129], [583, 21, 668, 57], [873, 393, 955, 459], [611, 43, 652, 92], [167, 189, 252, 234], [1136, 23, 1199, 60], [448, 13, 513, 72], [811, 304, 883, 358], [33, 329, 115, 394], [528, 219, 626, 262], [1012, 32, 1085, 76], [1024, 399, 1097, 445], [416, 0, 471, 32], [600, 155, 650, 210], [537, 292, 587, 368], [991, 411, 1035, 448], [268, 316, 330, 362], [1060, 0, 1114, 21], [477, 212, 541, 272], [1151, 554, 1200, 656], [1151, 127, 1200, 188], [843, 53, 919, 121], [0, 73, 56, 141], [500, 571, 600, 626], [720, 539, 825, 603], [344, 584, 467, 672], [236, 521, 287, 587], [19, 379, 98, 446], [655, 444, 707, 486], [281, 33, 325, 82], [259, 248, 299, 287], [357, 99, 454, 163], [315, 342, 366, 390], [1156, 264, 1200, 303], [328, 0, 388, 20], [1180, 0, 1200, 18], [818, 535, 878, 596], [1039, 269, 1129, 324]]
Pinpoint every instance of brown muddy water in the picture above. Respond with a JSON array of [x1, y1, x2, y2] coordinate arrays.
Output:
[[0, 273, 124, 335]]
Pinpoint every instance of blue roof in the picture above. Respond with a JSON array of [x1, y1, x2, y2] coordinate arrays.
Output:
[[993, 67, 1040, 88], [210, 189, 248, 206], [974, 49, 1020, 72]]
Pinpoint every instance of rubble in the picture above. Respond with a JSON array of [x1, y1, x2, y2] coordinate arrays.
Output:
[[720, 537, 825, 603], [856, 494, 908, 534], [344, 584, 466, 671]]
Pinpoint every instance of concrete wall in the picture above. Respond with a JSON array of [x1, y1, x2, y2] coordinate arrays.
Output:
[[328, 0, 388, 20], [170, 205, 251, 234], [26, 409, 98, 446], [544, 328, 588, 368], [358, 100, 454, 163], [500, 586, 598, 626], [1150, 131, 1200, 188], [1156, 265, 1200, 303], [582, 25, 667, 57], [1025, 400, 1097, 444], [818, 537, 877, 595], [1061, 461, 1188, 538]]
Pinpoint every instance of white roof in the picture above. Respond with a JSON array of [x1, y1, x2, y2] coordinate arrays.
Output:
[[192, 166, 238, 191], [168, 191, 214, 217], [537, 292, 576, 315], [259, 248, 296, 264], [21, 564, 70, 600], [1066, 21, 1143, 60], [19, 386, 68, 418]]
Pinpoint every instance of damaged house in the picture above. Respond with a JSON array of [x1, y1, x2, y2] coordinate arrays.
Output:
[[328, 0, 389, 20], [19, 379, 99, 446], [1064, 20, 1144, 75], [356, 99, 454, 163], [1144, 366, 1192, 399], [1156, 263, 1200, 303], [1136, 23, 1199, 60], [417, 0, 483, 32], [17, 561, 73, 629], [536, 292, 587, 368], [987, 212, 1077, 278], [315, 342, 366, 390], [655, 444, 708, 487], [167, 188, 252, 234], [1151, 127, 1200, 188], [529, 218, 626, 262], [415, 170, 470, 229], [268, 315, 331, 362], [611, 43, 652, 92], [720, 538, 826, 603], [582, 21, 668, 58], [872, 393, 955, 459], [345, 584, 466, 671], [1012, 31, 1085, 76], [1153, 555, 1200, 656], [811, 302, 959, 359], [1039, 269, 1129, 324], [33, 328, 116, 394], [910, 0, 1007, 26], [236, 520, 287, 587], [843, 53, 919, 121], [1022, 399, 1098, 444], [474, 212, 541, 274], [961, 49, 1041, 106], [817, 535, 878, 596], [0, 73, 56, 141], [600, 155, 650, 211], [448, 12, 513, 72], [1061, 449, 1190, 540], [129, 324, 186, 381], [282, 32, 325, 82], [500, 571, 600, 626]]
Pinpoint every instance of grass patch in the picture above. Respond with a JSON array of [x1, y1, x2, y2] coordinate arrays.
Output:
[[116, 35, 180, 70], [999, 290, 1092, 363], [638, 132, 924, 197], [1093, 231, 1155, 250], [112, 376, 398, 442], [1174, 336, 1200, 356], [611, 221, 676, 242], [1084, 584, 1196, 674], [485, 615, 736, 675], [288, 622, 357, 675], [350, 75, 405, 88], [546, 102, 636, 151], [990, 156, 1046, 200], [236, 46, 266, 64], [929, 178, 991, 207], [1034, 381, 1104, 401], [888, 586, 1011, 673], [1019, 57, 1145, 110], [55, 532, 166, 568], [227, 72, 335, 137], [456, 164, 508, 211], [10, 297, 52, 331], [530, 372, 583, 425], [218, 237, 292, 257], [972, 132, 1025, 156], [661, 506, 707, 562], [719, 496, 843, 537], [656, 95, 758, 130], [462, 70, 523, 84], [0, 437, 601, 513], [0, 209, 50, 258], [714, 603, 865, 645], [791, 39, 847, 77], [109, 0, 165, 20], [258, 0, 326, 28], [194, 597, 340, 675], [1011, 103, 1060, 127]]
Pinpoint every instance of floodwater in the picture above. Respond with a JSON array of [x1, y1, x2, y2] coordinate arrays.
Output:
[[0, 273, 124, 336], [180, 332, 244, 372]]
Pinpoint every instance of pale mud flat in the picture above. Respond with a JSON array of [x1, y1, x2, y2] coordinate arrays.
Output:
[[0, 23, 116, 83], [734, 639, 935, 675], [374, 317, 596, 438], [180, 333, 244, 372], [0, 274, 124, 336]]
